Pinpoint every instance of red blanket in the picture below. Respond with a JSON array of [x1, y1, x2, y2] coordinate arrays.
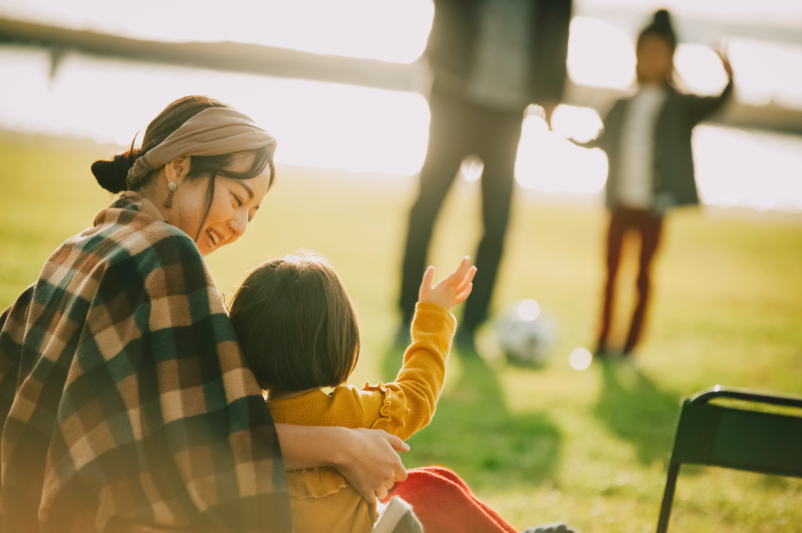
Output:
[[383, 467, 518, 533]]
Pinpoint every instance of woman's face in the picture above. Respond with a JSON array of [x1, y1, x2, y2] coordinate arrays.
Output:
[[636, 35, 674, 84], [169, 152, 271, 257]]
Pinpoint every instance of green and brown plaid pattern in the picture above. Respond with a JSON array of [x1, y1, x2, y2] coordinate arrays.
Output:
[[0, 202, 291, 532]]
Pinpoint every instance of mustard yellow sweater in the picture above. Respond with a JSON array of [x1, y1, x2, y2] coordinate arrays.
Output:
[[267, 302, 456, 533]]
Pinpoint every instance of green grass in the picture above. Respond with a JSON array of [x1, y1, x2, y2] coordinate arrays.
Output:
[[2, 136, 802, 532]]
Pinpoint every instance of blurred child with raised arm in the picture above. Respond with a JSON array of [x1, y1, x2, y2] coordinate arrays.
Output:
[[580, 9, 734, 356]]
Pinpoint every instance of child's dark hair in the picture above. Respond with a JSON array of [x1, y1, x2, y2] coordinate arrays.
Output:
[[229, 251, 360, 392], [637, 9, 677, 52]]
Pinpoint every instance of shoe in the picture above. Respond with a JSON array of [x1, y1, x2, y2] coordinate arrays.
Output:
[[523, 522, 579, 533]]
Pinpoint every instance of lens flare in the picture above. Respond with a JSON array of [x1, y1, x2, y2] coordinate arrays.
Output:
[[569, 347, 593, 370], [517, 299, 541, 321]]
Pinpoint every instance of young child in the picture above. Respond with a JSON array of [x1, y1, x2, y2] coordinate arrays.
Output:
[[229, 251, 476, 533], [580, 9, 734, 356]]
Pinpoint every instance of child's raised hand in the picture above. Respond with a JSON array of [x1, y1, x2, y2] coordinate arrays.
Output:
[[715, 44, 733, 80], [418, 256, 477, 311]]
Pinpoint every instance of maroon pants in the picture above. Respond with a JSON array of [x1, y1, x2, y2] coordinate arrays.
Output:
[[597, 207, 663, 353]]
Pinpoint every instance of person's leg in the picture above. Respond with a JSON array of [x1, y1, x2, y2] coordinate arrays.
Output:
[[623, 212, 664, 354], [398, 92, 469, 327], [386, 467, 518, 533], [418, 467, 518, 531], [460, 111, 520, 335], [523, 524, 579, 533], [597, 209, 628, 353], [387, 467, 580, 533]]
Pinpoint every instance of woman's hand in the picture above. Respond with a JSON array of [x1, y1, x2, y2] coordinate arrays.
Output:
[[334, 428, 409, 503], [418, 256, 477, 312]]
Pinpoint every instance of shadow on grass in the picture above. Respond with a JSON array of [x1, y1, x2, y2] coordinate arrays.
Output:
[[381, 343, 562, 491], [595, 359, 681, 466]]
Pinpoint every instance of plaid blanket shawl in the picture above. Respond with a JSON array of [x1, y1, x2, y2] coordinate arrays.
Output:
[[0, 202, 291, 533]]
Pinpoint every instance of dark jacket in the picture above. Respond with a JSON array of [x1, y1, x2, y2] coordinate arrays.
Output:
[[426, 0, 572, 105], [588, 81, 734, 213]]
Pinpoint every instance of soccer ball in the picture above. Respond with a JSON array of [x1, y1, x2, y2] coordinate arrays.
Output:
[[496, 299, 557, 367]]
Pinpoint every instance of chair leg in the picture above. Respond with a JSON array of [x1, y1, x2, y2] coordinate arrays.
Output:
[[656, 463, 680, 533]]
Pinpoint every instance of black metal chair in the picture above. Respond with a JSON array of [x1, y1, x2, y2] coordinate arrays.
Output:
[[656, 385, 802, 533]]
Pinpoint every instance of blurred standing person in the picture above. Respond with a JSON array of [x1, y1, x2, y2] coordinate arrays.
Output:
[[398, 0, 572, 352], [587, 10, 734, 357]]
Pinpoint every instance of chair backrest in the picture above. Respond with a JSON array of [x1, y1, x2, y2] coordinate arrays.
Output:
[[670, 387, 802, 477], [657, 386, 802, 533]]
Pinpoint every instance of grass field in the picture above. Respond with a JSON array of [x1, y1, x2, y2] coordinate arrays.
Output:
[[2, 135, 801, 532]]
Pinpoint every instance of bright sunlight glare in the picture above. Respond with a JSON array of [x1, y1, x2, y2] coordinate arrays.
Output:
[[551, 104, 604, 143], [0, 0, 435, 64], [569, 347, 593, 371], [2, 46, 800, 212], [565, 16, 802, 109], [693, 125, 802, 212], [574, 0, 802, 31], [0, 48, 430, 175], [727, 38, 802, 109], [1, 4, 801, 211], [515, 113, 609, 194], [674, 44, 729, 96], [567, 17, 636, 89]]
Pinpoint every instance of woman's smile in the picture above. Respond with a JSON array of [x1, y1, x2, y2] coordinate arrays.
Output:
[[166, 154, 272, 257], [207, 227, 224, 249]]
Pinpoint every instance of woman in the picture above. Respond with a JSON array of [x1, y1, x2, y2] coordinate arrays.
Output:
[[583, 10, 734, 356], [0, 96, 407, 532]]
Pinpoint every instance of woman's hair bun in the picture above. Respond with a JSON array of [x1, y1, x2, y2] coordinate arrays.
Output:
[[91, 151, 137, 193]]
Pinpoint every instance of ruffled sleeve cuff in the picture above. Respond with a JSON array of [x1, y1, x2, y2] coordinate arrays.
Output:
[[364, 382, 410, 435]]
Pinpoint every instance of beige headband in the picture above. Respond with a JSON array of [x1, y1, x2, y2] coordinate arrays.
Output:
[[126, 107, 277, 188]]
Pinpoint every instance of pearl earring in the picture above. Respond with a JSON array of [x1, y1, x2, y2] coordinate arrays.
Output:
[[164, 181, 178, 208]]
